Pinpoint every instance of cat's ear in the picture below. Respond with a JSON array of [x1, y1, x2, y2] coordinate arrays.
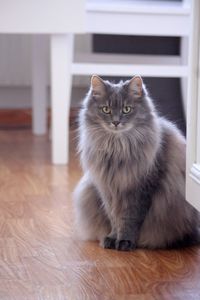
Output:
[[128, 75, 144, 98], [91, 75, 106, 96]]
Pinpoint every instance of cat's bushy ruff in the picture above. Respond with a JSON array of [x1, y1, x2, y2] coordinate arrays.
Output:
[[73, 75, 200, 251]]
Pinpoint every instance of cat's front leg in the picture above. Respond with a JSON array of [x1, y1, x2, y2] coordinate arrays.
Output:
[[98, 195, 117, 249], [115, 189, 152, 251], [115, 216, 138, 251], [102, 215, 137, 250], [102, 226, 117, 249]]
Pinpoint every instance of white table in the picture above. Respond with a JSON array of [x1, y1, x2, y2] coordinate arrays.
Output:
[[0, 0, 85, 164], [0, 0, 190, 165]]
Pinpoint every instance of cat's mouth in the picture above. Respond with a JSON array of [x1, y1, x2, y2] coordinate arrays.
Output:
[[101, 122, 131, 133], [108, 123, 130, 133], [110, 123, 122, 130]]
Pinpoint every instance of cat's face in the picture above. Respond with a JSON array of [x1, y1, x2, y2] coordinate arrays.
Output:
[[85, 75, 152, 133]]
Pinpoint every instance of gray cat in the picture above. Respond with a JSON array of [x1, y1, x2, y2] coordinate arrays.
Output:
[[73, 75, 200, 251]]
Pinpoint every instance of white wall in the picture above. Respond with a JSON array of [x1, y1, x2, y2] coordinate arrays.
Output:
[[0, 34, 32, 86], [0, 34, 91, 108]]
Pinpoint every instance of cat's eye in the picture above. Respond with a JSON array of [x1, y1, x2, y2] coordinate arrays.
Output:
[[122, 106, 132, 114], [102, 106, 111, 114]]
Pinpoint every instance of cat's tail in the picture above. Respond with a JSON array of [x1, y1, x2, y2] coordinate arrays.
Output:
[[167, 228, 200, 249]]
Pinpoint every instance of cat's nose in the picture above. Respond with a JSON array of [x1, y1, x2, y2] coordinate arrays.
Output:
[[112, 121, 120, 127]]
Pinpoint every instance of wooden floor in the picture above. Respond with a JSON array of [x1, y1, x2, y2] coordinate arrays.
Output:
[[0, 129, 200, 300]]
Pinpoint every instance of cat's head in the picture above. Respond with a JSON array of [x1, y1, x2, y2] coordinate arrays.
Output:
[[83, 75, 154, 133]]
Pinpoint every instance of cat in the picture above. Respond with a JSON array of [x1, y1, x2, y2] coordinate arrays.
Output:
[[73, 75, 200, 251]]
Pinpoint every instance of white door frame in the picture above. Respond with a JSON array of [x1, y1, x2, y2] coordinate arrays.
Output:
[[186, 0, 200, 211]]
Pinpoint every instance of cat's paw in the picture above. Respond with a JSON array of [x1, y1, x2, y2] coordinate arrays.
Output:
[[103, 236, 116, 249], [115, 240, 136, 251]]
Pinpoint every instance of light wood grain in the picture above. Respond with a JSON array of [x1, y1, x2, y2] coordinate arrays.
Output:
[[0, 128, 200, 299]]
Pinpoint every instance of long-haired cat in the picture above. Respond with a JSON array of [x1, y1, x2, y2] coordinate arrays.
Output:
[[73, 75, 200, 251]]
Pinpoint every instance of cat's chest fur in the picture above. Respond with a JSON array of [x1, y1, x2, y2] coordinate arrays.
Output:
[[83, 132, 145, 193]]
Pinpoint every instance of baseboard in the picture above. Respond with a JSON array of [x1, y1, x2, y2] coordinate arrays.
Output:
[[0, 86, 88, 109], [0, 107, 80, 130]]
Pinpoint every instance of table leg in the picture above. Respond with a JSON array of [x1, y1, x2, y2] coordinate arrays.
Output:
[[50, 34, 73, 164], [31, 35, 48, 135]]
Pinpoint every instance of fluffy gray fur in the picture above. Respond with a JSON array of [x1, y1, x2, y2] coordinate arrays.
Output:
[[73, 75, 200, 251]]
